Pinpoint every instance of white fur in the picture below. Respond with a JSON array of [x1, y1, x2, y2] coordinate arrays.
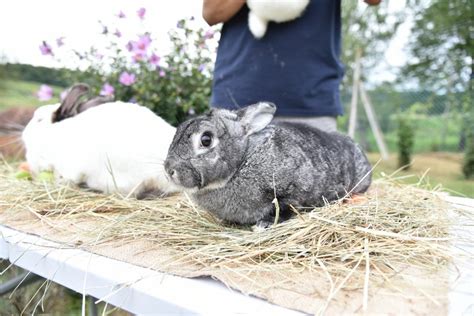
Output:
[[247, 0, 310, 39], [22, 101, 177, 197]]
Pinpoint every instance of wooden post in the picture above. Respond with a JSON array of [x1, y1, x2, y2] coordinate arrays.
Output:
[[348, 48, 362, 139], [359, 82, 389, 160]]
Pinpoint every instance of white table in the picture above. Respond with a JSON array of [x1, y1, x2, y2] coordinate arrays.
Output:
[[0, 224, 302, 315], [1, 196, 473, 315], [443, 196, 474, 316]]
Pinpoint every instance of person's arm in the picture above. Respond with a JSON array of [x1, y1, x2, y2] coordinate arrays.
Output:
[[364, 0, 381, 5], [202, 0, 246, 26]]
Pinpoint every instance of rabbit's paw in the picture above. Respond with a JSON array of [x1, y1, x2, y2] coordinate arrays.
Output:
[[248, 11, 268, 39], [252, 219, 275, 231], [343, 193, 368, 205]]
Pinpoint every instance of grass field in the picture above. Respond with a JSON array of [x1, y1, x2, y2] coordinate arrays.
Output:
[[357, 115, 464, 153], [0, 79, 62, 110], [368, 152, 473, 198]]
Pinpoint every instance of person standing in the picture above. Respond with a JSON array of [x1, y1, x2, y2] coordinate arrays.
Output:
[[202, 0, 380, 132]]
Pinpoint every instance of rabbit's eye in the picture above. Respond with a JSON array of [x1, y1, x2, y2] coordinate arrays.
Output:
[[200, 132, 213, 147]]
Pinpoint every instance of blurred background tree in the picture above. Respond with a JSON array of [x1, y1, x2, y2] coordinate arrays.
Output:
[[340, 1, 404, 148], [341, 1, 404, 85], [404, 0, 473, 173], [397, 115, 415, 170], [403, 0, 472, 91]]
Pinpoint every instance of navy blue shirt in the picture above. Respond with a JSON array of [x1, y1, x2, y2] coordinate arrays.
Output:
[[210, 0, 344, 117]]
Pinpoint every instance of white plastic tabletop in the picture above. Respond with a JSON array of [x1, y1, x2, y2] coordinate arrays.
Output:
[[0, 224, 302, 315]]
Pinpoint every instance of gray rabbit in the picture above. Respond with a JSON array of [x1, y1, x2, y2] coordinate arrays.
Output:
[[164, 102, 372, 227]]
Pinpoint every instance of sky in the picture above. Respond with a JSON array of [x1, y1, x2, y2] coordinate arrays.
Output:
[[0, 0, 409, 83], [0, 0, 208, 68]]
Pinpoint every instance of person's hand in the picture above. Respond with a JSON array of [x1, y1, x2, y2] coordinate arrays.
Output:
[[364, 0, 381, 5]]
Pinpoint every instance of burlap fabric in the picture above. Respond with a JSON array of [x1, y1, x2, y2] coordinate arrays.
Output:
[[0, 199, 449, 315]]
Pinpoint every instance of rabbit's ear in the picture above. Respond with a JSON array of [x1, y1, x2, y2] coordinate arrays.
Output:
[[53, 84, 90, 122], [237, 102, 276, 136], [78, 95, 114, 112]]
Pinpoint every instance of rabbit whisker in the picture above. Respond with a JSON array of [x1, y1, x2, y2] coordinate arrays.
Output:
[[141, 171, 165, 178], [142, 161, 165, 166], [140, 157, 165, 162]]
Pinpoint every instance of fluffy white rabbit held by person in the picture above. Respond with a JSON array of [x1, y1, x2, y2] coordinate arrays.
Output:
[[247, 0, 310, 38], [22, 84, 177, 198]]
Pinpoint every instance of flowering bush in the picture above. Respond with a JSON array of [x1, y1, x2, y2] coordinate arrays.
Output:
[[37, 85, 53, 101], [38, 9, 219, 125]]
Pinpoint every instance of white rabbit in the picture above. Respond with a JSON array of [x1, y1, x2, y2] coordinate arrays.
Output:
[[22, 84, 177, 198], [247, 0, 310, 38]]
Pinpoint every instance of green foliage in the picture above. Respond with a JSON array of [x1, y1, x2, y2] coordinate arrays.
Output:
[[0, 79, 63, 110], [0, 55, 5, 83], [0, 262, 71, 314], [62, 17, 217, 126], [407, 101, 433, 115], [403, 0, 473, 91], [341, 84, 466, 153], [0, 63, 75, 88], [462, 96, 474, 178], [463, 127, 474, 179], [397, 116, 415, 170]]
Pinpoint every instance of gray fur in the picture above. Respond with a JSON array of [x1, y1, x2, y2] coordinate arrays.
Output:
[[165, 102, 372, 226]]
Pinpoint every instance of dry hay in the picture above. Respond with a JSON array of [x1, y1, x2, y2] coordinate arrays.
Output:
[[0, 161, 472, 313]]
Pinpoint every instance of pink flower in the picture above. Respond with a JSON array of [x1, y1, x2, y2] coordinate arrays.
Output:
[[37, 85, 53, 101], [137, 7, 146, 20], [56, 37, 65, 47], [149, 53, 160, 65], [39, 41, 53, 56], [119, 72, 136, 86], [136, 34, 151, 51], [114, 29, 122, 38], [159, 70, 166, 77], [204, 30, 214, 40], [117, 11, 126, 18], [126, 34, 152, 55], [100, 83, 115, 96], [132, 51, 146, 63], [95, 52, 104, 60]]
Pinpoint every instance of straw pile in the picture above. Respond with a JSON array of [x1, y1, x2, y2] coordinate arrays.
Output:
[[0, 161, 472, 313]]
